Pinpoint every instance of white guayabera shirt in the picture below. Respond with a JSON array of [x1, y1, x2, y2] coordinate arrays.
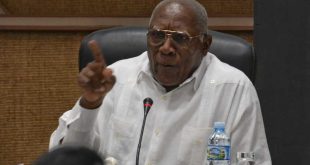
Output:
[[50, 52, 272, 165]]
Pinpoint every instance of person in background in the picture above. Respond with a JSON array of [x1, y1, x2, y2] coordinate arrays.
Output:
[[49, 0, 272, 164], [33, 146, 104, 165]]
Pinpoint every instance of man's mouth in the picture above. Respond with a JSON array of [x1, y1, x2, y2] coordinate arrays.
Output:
[[156, 64, 178, 73], [161, 64, 174, 67]]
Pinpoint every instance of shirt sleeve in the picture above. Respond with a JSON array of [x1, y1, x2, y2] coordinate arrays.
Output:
[[230, 84, 272, 165], [49, 98, 100, 150]]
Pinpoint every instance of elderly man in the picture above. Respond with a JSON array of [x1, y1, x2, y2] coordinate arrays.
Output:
[[50, 0, 272, 164]]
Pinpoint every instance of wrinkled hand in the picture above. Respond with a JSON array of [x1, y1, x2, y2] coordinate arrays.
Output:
[[78, 40, 116, 109]]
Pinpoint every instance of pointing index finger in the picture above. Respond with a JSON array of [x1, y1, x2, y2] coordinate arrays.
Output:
[[88, 40, 107, 67]]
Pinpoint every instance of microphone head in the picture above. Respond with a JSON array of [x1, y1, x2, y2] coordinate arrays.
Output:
[[143, 97, 153, 107], [143, 98, 153, 114]]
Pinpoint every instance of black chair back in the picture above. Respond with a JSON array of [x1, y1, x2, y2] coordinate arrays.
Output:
[[79, 26, 255, 82]]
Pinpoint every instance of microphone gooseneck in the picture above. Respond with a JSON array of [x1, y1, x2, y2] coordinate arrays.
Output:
[[136, 98, 153, 165]]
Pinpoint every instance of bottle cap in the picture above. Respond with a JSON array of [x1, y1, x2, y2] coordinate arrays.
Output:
[[104, 156, 118, 165], [214, 122, 225, 129]]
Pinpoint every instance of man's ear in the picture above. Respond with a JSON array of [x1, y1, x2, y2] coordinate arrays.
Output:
[[202, 34, 212, 55]]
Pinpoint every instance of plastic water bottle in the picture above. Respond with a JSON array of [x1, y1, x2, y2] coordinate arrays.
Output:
[[206, 122, 231, 165]]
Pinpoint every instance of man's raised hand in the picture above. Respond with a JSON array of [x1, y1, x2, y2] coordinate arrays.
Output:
[[78, 40, 116, 109]]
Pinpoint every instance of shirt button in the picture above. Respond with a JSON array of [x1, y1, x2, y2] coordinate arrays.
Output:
[[155, 128, 160, 136], [115, 133, 121, 139]]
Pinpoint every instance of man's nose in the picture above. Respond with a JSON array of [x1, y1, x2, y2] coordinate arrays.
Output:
[[159, 37, 176, 55]]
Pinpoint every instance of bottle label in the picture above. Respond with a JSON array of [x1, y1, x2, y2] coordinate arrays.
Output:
[[207, 145, 230, 160]]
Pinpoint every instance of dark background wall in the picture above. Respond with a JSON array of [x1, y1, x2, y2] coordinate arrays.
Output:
[[254, 0, 310, 164]]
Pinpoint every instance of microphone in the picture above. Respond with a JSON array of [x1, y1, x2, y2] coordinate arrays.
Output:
[[143, 98, 153, 115], [136, 98, 153, 165]]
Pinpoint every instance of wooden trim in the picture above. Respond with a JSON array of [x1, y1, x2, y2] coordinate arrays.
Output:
[[0, 16, 253, 31], [208, 17, 253, 31]]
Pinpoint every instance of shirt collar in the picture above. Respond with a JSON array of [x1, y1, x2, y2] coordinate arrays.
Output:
[[191, 53, 212, 90], [137, 55, 153, 82]]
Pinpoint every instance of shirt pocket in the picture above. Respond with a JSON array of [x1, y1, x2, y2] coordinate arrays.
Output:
[[177, 126, 212, 165], [108, 114, 137, 161]]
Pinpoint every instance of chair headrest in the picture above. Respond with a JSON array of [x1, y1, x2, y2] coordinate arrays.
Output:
[[79, 26, 255, 82]]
